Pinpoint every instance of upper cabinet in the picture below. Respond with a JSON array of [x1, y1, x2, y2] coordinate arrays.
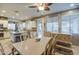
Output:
[[0, 16, 8, 29], [0, 20, 8, 28]]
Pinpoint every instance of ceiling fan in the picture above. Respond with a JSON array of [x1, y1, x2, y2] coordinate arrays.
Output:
[[28, 3, 52, 12]]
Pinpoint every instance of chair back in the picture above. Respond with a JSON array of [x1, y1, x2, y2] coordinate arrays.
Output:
[[0, 43, 5, 55], [44, 32, 51, 37], [44, 34, 58, 55]]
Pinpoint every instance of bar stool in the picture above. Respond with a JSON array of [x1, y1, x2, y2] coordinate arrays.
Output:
[[21, 32, 28, 41]]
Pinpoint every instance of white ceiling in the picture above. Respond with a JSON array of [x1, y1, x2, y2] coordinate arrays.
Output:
[[0, 3, 79, 20]]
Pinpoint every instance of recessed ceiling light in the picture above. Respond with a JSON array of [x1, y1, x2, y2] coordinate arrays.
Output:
[[16, 13, 19, 16], [1, 14, 4, 16], [38, 6, 44, 11], [12, 16, 15, 19], [68, 11, 73, 14], [25, 16, 28, 18], [2, 10, 6, 13], [70, 4, 75, 7]]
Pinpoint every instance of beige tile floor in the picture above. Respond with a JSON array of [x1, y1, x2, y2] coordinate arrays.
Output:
[[72, 45, 79, 55]]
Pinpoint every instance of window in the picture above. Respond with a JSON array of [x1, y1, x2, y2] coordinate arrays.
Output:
[[46, 23, 53, 32], [61, 13, 79, 34], [26, 20, 36, 30], [8, 22, 16, 31], [18, 22, 26, 31], [46, 16, 58, 32], [52, 22, 58, 32], [37, 18, 42, 38], [22, 22, 26, 29], [61, 15, 70, 34], [27, 21, 32, 29], [71, 14, 79, 34]]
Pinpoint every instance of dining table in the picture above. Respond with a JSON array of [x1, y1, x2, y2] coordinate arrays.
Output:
[[12, 37, 52, 55]]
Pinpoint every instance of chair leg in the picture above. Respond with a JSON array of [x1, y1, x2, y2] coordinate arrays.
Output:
[[52, 48, 56, 55], [11, 48, 15, 55]]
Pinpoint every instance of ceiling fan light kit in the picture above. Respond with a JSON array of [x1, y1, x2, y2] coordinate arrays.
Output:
[[38, 6, 44, 11], [28, 3, 52, 11]]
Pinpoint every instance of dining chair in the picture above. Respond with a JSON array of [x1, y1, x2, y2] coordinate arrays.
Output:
[[27, 31, 31, 38], [44, 32, 51, 37], [0, 43, 5, 55], [44, 34, 58, 55], [6, 40, 20, 55], [8, 47, 20, 55], [51, 34, 58, 55], [0, 39, 13, 55], [0, 39, 20, 55]]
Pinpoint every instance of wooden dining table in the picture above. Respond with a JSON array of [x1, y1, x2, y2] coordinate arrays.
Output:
[[12, 37, 51, 55]]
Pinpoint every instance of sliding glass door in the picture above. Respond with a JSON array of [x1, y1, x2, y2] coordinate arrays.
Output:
[[46, 16, 58, 33], [70, 14, 79, 45], [46, 13, 79, 35], [71, 14, 79, 34], [8, 21, 16, 31], [61, 15, 71, 34]]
